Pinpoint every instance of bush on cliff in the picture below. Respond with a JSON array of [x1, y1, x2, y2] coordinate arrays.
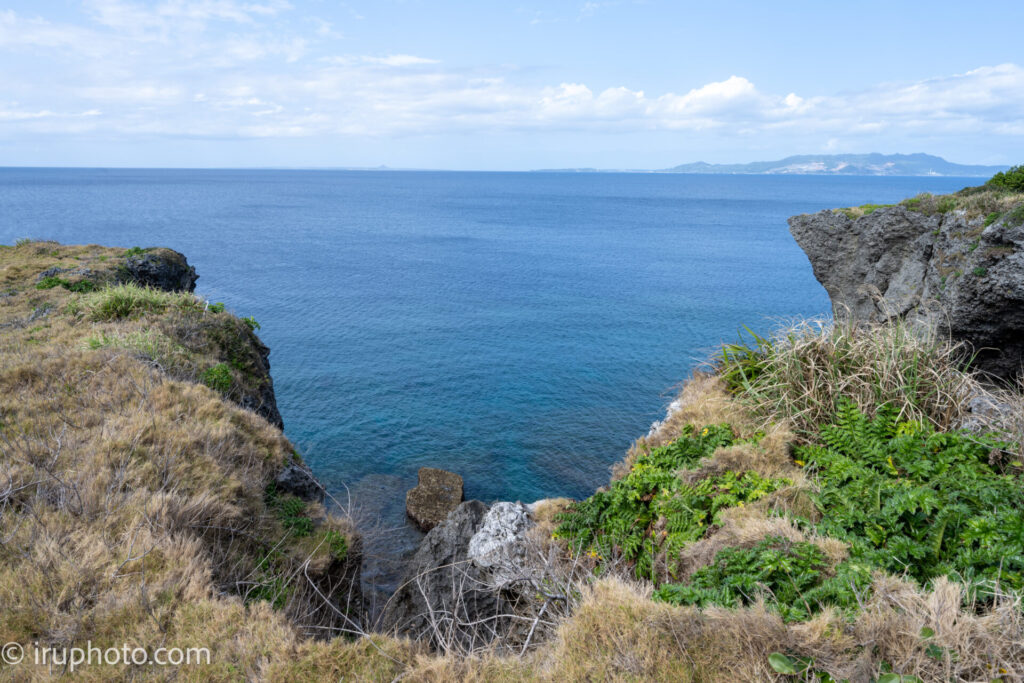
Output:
[[987, 164, 1024, 192]]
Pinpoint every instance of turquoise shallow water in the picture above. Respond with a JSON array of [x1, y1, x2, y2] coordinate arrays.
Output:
[[0, 169, 971, 519]]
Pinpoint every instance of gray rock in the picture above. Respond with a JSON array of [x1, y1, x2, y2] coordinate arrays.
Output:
[[121, 248, 198, 292], [467, 502, 534, 589], [379, 500, 514, 649], [274, 462, 324, 502], [958, 393, 1016, 432], [789, 205, 1024, 382], [405, 467, 463, 531]]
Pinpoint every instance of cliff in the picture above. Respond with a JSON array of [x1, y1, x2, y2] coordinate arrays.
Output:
[[789, 186, 1024, 382], [0, 241, 362, 678], [3, 230, 1023, 681]]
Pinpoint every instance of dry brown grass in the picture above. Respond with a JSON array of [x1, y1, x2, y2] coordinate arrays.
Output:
[[721, 317, 981, 435], [0, 242, 361, 680]]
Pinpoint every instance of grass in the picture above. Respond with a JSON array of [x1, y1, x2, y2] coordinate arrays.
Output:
[[74, 281, 203, 321], [830, 170, 1024, 221], [718, 318, 976, 434]]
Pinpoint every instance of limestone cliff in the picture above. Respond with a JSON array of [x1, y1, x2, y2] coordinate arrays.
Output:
[[789, 199, 1024, 382]]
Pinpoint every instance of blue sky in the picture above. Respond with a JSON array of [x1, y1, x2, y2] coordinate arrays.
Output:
[[1, 0, 1022, 169]]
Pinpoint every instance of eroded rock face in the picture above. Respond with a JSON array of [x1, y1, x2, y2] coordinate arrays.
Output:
[[405, 467, 463, 531], [467, 502, 534, 589], [789, 206, 1024, 382], [122, 248, 198, 292]]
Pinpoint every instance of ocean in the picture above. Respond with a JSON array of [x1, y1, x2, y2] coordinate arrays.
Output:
[[0, 168, 973, 590]]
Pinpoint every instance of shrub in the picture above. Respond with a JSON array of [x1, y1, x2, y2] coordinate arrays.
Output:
[[209, 302, 226, 313], [243, 315, 261, 332], [798, 400, 1024, 593], [264, 483, 314, 538], [986, 165, 1024, 192], [201, 363, 233, 394], [983, 212, 1002, 227]]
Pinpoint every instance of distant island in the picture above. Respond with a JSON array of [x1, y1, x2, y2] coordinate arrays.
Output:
[[537, 153, 1008, 177]]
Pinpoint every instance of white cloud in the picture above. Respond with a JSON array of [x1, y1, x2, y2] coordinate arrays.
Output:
[[359, 54, 441, 67], [1, 3, 1023, 151]]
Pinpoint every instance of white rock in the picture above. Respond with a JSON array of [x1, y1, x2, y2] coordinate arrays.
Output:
[[467, 501, 534, 588]]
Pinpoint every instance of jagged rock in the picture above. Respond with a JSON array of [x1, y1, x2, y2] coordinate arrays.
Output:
[[790, 205, 1024, 382], [275, 462, 324, 502], [121, 248, 198, 292], [379, 500, 513, 648], [406, 467, 463, 531], [467, 502, 534, 589]]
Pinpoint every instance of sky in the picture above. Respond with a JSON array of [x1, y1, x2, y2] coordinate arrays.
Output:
[[1, 0, 1023, 169]]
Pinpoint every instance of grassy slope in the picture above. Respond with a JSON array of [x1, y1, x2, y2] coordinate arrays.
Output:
[[0, 242, 360, 681]]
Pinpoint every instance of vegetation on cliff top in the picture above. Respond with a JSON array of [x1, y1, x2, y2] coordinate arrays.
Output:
[[834, 166, 1024, 221]]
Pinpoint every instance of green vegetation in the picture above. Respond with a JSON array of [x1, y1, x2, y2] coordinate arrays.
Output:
[[654, 537, 869, 622], [972, 266, 988, 277], [834, 168, 1024, 221], [900, 193, 957, 215], [208, 301, 226, 313], [85, 329, 192, 370], [555, 425, 791, 581], [324, 529, 349, 560], [837, 203, 893, 219], [201, 362, 233, 394], [559, 395, 1023, 630], [74, 282, 203, 321], [265, 483, 314, 538], [123, 246, 149, 257], [1007, 204, 1024, 227], [800, 401, 1023, 593], [36, 275, 97, 292], [986, 164, 1024, 192], [243, 315, 261, 331]]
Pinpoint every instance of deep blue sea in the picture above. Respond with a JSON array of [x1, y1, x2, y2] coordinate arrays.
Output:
[[0, 169, 972, 580]]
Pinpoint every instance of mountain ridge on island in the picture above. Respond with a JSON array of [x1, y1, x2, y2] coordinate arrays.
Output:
[[535, 153, 1008, 176]]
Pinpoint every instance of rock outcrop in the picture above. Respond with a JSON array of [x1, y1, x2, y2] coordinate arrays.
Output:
[[380, 500, 500, 646], [380, 499, 538, 650], [121, 247, 198, 292], [467, 502, 534, 589], [275, 462, 325, 502], [789, 205, 1024, 382], [405, 467, 464, 531]]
